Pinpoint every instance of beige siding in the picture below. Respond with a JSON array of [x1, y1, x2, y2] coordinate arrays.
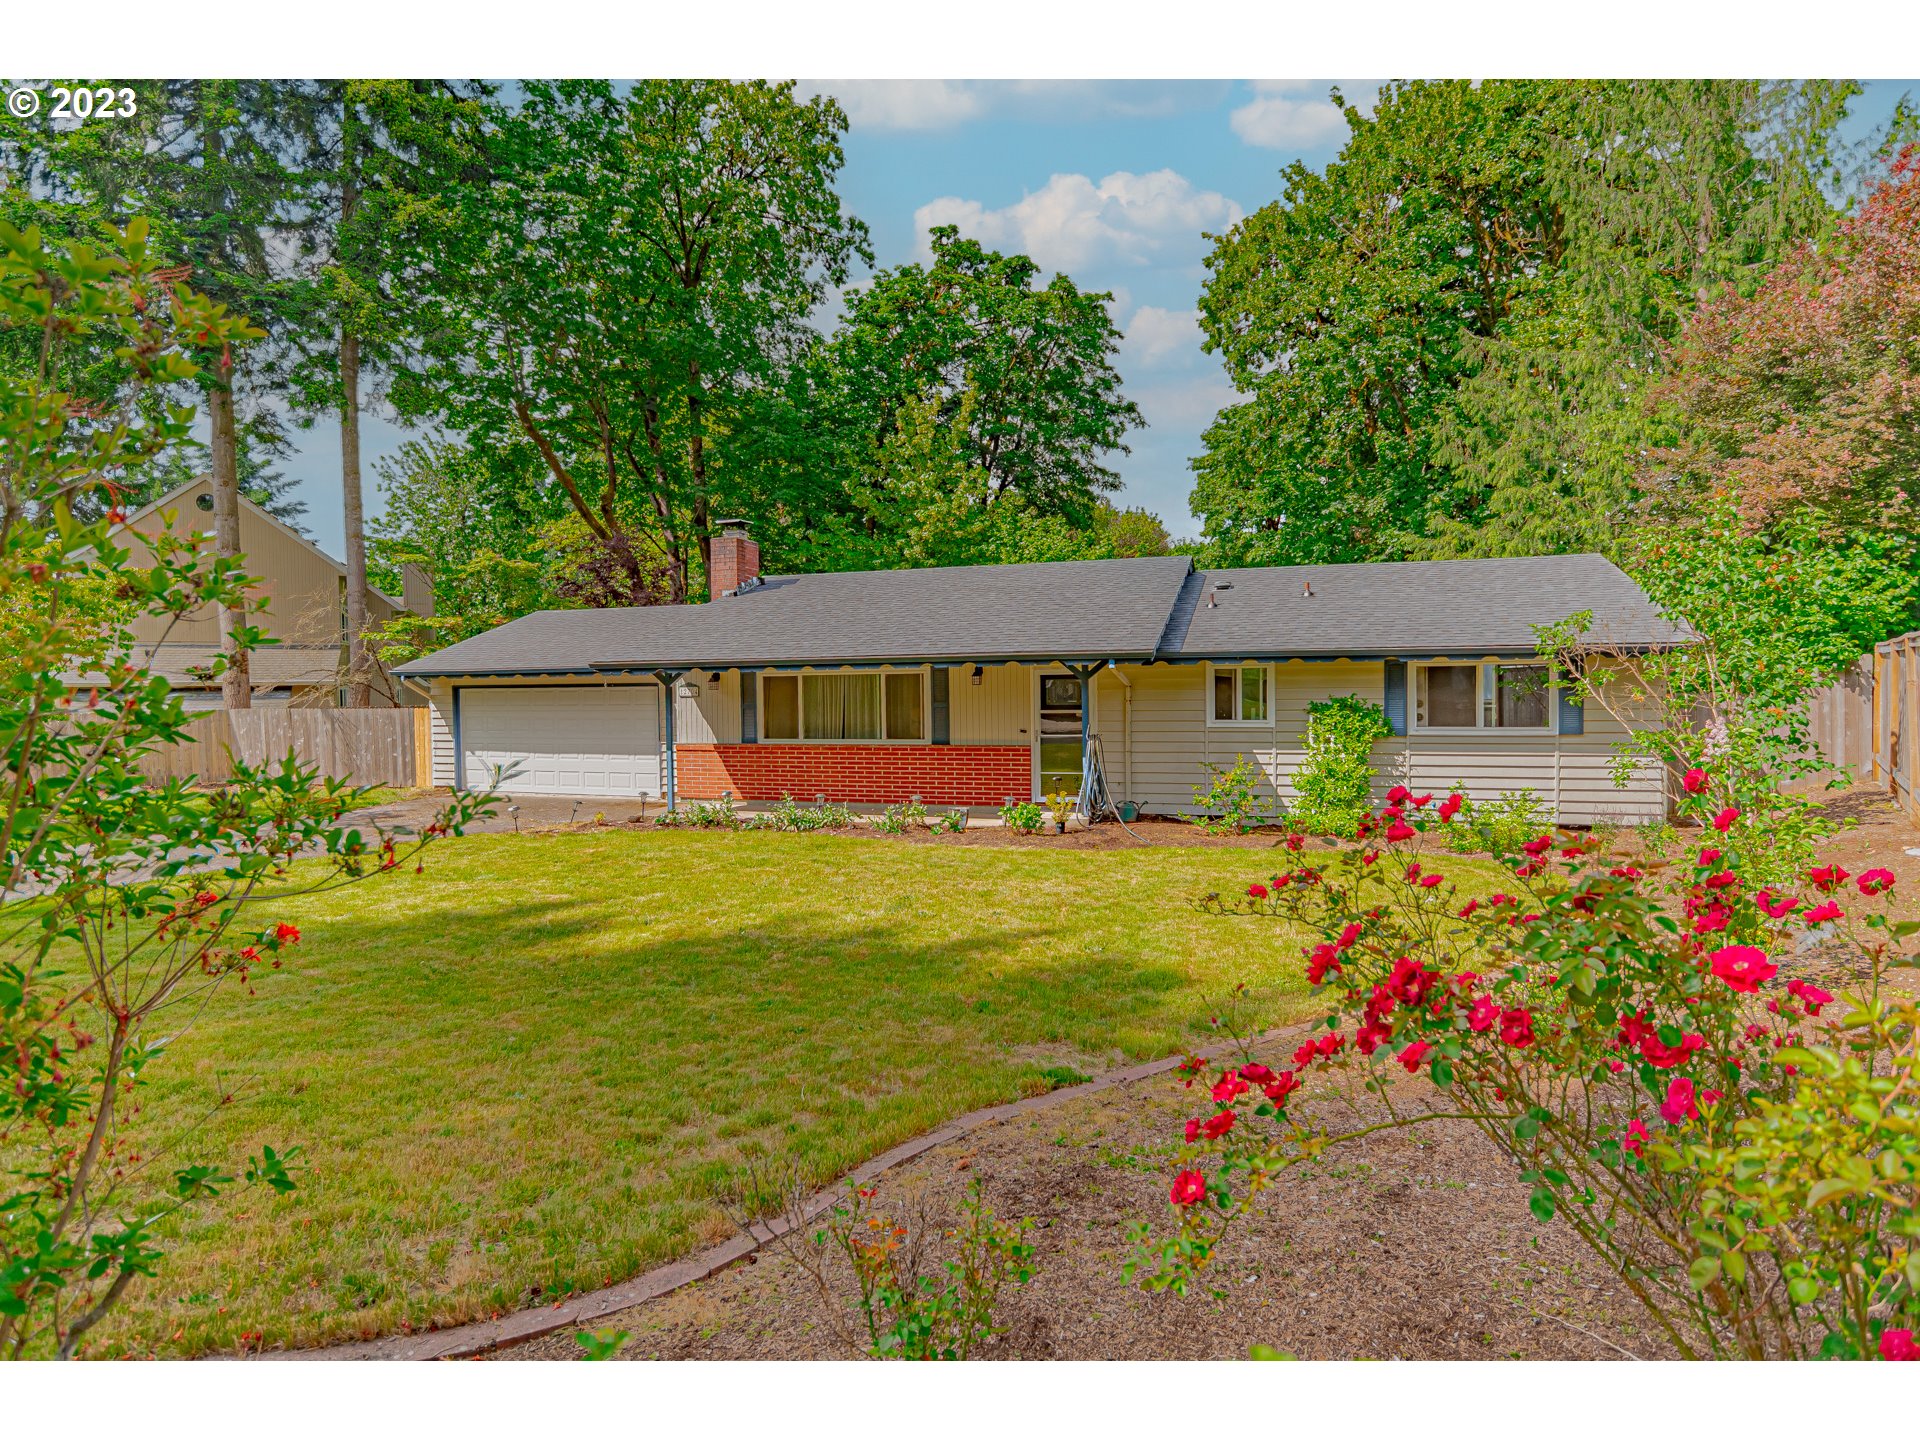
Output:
[[1106, 659, 1663, 824], [949, 663, 1030, 745], [427, 675, 665, 790], [678, 670, 741, 744]]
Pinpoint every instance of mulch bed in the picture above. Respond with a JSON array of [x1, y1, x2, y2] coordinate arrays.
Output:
[[499, 1044, 1666, 1362]]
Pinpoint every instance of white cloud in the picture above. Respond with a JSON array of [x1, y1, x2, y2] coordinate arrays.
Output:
[[915, 170, 1241, 275], [1229, 80, 1376, 151], [1121, 306, 1205, 369], [804, 80, 984, 130]]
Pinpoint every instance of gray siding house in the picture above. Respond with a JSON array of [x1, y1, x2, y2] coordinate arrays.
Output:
[[392, 525, 1687, 823]]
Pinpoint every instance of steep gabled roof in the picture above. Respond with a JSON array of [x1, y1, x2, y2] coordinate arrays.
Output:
[[391, 551, 1688, 678]]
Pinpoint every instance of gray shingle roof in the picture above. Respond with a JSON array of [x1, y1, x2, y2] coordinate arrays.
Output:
[[1167, 554, 1690, 658], [393, 555, 1196, 675], [392, 551, 1687, 678]]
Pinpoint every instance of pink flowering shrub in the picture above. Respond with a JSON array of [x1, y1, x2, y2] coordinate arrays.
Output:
[[1135, 781, 1920, 1361]]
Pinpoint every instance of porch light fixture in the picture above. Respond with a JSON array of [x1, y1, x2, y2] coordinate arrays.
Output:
[[708, 672, 723, 684], [970, 665, 983, 685]]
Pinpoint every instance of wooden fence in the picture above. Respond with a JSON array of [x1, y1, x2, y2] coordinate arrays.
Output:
[[1806, 631, 1920, 821], [139, 708, 434, 789]]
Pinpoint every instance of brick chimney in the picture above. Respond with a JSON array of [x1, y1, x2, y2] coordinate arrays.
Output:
[[708, 518, 760, 601]]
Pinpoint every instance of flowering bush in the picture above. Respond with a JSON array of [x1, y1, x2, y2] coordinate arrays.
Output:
[[1136, 778, 1919, 1360], [0, 220, 493, 1358]]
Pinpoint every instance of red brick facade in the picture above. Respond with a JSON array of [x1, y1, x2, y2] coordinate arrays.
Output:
[[675, 743, 1031, 805]]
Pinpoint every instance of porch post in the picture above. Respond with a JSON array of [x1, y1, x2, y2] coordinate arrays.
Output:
[[651, 669, 685, 812], [1064, 661, 1105, 818]]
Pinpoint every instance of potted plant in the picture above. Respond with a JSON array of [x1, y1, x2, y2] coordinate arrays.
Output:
[[1044, 789, 1072, 835]]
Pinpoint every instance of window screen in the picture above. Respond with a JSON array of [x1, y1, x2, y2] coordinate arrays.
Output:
[[1419, 664, 1478, 728], [1495, 664, 1550, 729]]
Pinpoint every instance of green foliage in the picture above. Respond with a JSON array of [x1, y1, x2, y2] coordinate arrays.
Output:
[[871, 799, 929, 835], [1286, 696, 1392, 837], [573, 1328, 629, 1360], [1191, 79, 1874, 565], [739, 794, 856, 832], [0, 219, 490, 1358], [1190, 754, 1274, 836], [1622, 500, 1920, 711], [930, 808, 969, 835], [811, 1180, 1036, 1361], [1434, 787, 1556, 856], [999, 800, 1043, 835], [656, 796, 742, 830]]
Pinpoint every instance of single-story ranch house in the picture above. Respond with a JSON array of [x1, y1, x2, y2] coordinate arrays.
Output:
[[392, 523, 1689, 823]]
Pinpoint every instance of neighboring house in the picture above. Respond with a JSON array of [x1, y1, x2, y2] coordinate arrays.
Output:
[[392, 521, 1689, 822], [108, 476, 415, 709]]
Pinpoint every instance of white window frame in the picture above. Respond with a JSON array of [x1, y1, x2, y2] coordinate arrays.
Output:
[[1411, 660, 1555, 735], [1204, 662, 1272, 728], [757, 666, 931, 745]]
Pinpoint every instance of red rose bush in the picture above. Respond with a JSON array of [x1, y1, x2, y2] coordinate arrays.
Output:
[[1134, 779, 1920, 1361]]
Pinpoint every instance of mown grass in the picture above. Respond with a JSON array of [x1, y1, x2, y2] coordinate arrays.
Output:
[[83, 830, 1494, 1356]]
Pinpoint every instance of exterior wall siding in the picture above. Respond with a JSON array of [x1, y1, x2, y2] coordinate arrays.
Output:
[[1106, 659, 1663, 825], [948, 663, 1031, 744], [676, 743, 1029, 806]]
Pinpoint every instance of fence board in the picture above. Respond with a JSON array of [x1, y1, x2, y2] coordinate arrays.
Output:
[[139, 708, 426, 788], [1802, 636, 1920, 822]]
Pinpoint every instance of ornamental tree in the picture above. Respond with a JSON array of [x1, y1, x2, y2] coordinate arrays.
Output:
[[1140, 780, 1918, 1361], [0, 218, 491, 1358]]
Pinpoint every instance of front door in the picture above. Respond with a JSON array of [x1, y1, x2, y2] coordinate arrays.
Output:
[[1036, 672, 1084, 802]]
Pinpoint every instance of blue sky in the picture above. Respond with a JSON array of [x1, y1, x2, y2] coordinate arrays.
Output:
[[282, 78, 1916, 557]]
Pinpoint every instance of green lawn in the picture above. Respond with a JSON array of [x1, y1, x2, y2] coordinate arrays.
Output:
[[98, 829, 1382, 1356]]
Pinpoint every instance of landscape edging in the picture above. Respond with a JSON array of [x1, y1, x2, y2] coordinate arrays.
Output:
[[256, 1025, 1298, 1362]]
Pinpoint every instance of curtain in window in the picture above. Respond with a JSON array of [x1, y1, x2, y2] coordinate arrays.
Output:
[[1421, 665, 1478, 727], [1213, 670, 1235, 721], [762, 675, 799, 739], [884, 673, 924, 740], [804, 673, 881, 739]]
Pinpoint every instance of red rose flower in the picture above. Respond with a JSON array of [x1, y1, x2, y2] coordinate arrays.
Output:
[[1786, 978, 1834, 1016], [1457, 898, 1479, 919], [1437, 793, 1463, 821], [1522, 836, 1552, 857], [1395, 1040, 1432, 1072], [1247, 882, 1269, 900], [1183, 1117, 1202, 1143], [1703, 871, 1738, 890], [1857, 868, 1896, 896], [1211, 1072, 1250, 1104], [275, 922, 301, 944], [1709, 944, 1778, 993], [1806, 864, 1849, 892], [1622, 1118, 1650, 1156], [1412, 793, 1433, 809], [1264, 1071, 1301, 1105], [1170, 1170, 1208, 1206], [1385, 819, 1416, 842], [1201, 1110, 1235, 1140], [1386, 784, 1412, 805], [1659, 1078, 1699, 1126], [1293, 1040, 1319, 1067], [1803, 900, 1843, 924], [1315, 1032, 1344, 1057], [1240, 1062, 1276, 1084], [1754, 888, 1796, 919], [1499, 1008, 1535, 1048], [1467, 994, 1499, 1032], [1696, 847, 1721, 867], [1682, 767, 1708, 794], [1711, 806, 1740, 833], [1879, 1328, 1920, 1361]]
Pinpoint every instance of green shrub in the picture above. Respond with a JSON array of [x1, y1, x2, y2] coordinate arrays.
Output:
[[1191, 754, 1274, 835], [1434, 786, 1555, 855], [741, 794, 855, 831], [1287, 694, 1392, 836], [872, 799, 929, 835], [657, 796, 741, 829], [999, 800, 1044, 834]]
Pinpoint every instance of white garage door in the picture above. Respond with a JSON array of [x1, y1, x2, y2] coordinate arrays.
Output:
[[460, 686, 661, 797]]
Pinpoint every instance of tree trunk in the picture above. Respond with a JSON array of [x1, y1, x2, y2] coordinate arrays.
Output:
[[208, 377, 251, 709], [340, 329, 372, 706]]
